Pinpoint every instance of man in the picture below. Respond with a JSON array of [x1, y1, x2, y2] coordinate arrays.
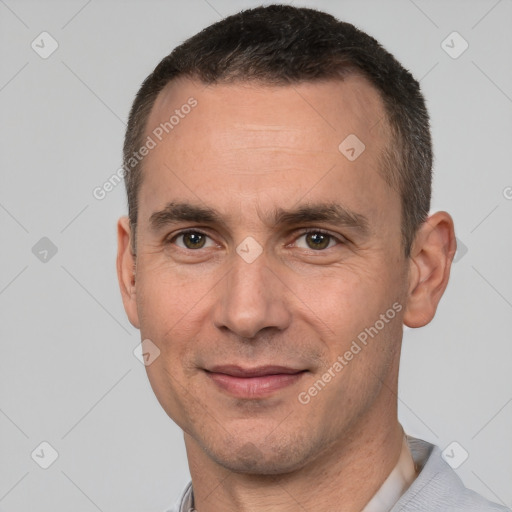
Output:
[[116, 5, 509, 512]]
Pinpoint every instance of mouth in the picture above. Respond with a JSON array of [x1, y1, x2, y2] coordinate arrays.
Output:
[[204, 365, 307, 398]]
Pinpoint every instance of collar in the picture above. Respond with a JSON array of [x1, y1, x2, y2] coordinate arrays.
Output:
[[361, 434, 418, 512]]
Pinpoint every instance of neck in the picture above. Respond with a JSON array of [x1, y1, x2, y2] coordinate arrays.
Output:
[[184, 397, 404, 512]]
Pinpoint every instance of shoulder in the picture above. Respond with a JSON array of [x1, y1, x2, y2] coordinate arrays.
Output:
[[391, 436, 510, 512]]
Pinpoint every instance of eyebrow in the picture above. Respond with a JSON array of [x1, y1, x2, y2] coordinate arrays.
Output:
[[149, 201, 371, 237], [149, 202, 226, 231], [272, 203, 370, 236]]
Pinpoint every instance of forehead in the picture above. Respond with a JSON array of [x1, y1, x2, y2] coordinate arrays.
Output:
[[138, 75, 397, 235], [146, 75, 388, 153]]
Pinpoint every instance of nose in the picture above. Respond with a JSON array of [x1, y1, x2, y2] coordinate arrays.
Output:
[[212, 248, 292, 339]]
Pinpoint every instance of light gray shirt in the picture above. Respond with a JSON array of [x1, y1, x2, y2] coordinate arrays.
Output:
[[165, 435, 510, 512]]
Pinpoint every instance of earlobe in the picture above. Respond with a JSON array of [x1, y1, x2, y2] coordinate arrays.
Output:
[[116, 216, 140, 329], [403, 211, 457, 328]]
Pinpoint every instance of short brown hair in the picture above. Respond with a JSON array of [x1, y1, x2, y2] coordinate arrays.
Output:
[[123, 4, 432, 257]]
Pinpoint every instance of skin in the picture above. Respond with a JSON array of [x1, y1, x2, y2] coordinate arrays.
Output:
[[117, 76, 456, 511]]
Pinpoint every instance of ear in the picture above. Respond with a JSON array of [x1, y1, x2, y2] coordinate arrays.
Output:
[[116, 216, 140, 329], [403, 211, 457, 328]]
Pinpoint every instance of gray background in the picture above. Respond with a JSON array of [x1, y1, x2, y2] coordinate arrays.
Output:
[[1, 0, 511, 510]]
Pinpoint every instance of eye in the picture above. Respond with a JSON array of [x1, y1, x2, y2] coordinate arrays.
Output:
[[169, 230, 216, 250], [293, 230, 342, 251]]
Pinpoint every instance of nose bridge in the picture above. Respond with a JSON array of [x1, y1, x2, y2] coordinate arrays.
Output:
[[213, 247, 290, 339]]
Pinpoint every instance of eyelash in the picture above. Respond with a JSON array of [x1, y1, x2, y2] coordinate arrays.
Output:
[[166, 228, 346, 251]]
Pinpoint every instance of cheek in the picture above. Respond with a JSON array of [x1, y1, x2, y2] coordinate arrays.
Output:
[[136, 267, 208, 426], [291, 263, 390, 336], [135, 257, 208, 331], [300, 267, 404, 384]]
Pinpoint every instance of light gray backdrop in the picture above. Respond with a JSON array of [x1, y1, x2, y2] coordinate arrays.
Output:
[[1, 0, 511, 510]]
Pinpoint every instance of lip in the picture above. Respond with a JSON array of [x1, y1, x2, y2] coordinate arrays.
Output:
[[205, 365, 307, 398]]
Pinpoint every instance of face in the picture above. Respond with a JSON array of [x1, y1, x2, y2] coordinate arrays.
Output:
[[119, 76, 413, 474]]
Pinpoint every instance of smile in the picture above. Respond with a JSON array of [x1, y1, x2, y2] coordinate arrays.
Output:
[[204, 365, 307, 398]]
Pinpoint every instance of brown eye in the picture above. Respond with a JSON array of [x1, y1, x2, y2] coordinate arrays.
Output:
[[182, 232, 206, 249], [305, 232, 331, 250], [170, 231, 214, 250], [293, 230, 342, 251]]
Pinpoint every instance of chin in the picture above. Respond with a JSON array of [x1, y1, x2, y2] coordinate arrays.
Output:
[[202, 433, 314, 476]]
